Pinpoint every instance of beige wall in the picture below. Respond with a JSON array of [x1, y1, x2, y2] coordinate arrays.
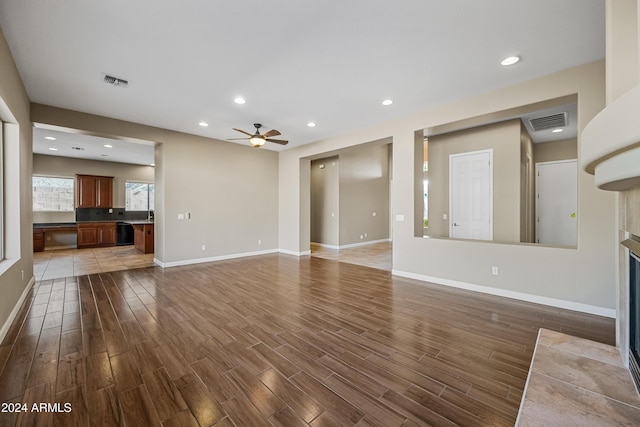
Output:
[[32, 154, 155, 223], [605, 0, 640, 353], [0, 27, 34, 339], [310, 156, 339, 246], [338, 143, 390, 246], [310, 143, 391, 247], [427, 120, 521, 242], [30, 104, 280, 266], [279, 60, 616, 314], [534, 138, 578, 164]]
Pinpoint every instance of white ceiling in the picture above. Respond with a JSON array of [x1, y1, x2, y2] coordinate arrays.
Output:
[[33, 127, 155, 165], [0, 0, 604, 159]]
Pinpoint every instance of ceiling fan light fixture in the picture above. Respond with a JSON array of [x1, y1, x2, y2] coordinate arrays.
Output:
[[249, 136, 266, 147]]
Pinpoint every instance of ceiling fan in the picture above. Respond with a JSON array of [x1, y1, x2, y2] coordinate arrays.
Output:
[[229, 123, 288, 148]]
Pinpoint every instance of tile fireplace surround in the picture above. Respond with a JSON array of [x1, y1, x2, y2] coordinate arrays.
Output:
[[517, 329, 640, 425]]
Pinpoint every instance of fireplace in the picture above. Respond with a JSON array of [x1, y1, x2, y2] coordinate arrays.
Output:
[[630, 249, 640, 393]]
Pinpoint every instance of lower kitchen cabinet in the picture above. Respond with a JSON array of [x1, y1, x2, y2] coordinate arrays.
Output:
[[33, 229, 44, 252], [77, 222, 116, 248], [132, 223, 154, 254]]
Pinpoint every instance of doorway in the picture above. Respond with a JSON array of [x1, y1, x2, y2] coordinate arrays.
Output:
[[449, 149, 493, 240], [535, 159, 577, 246]]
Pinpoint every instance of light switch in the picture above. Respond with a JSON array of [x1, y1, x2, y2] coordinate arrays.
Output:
[[396, 214, 405, 222], [178, 213, 185, 220]]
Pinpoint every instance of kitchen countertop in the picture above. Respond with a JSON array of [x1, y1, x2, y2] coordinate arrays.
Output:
[[34, 220, 154, 228], [33, 222, 78, 228]]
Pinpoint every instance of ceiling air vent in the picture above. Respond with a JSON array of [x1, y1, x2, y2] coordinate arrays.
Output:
[[528, 112, 566, 131], [103, 74, 129, 87]]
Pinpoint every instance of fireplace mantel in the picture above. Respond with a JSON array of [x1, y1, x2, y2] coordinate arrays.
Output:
[[582, 84, 640, 191]]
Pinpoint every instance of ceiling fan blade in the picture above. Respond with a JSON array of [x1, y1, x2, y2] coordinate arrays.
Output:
[[227, 137, 250, 140], [232, 128, 253, 137], [262, 129, 281, 138], [266, 138, 288, 145]]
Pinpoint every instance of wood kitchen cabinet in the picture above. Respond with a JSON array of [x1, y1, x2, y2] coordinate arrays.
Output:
[[33, 229, 44, 252], [77, 222, 116, 248], [133, 223, 154, 253], [77, 175, 113, 208]]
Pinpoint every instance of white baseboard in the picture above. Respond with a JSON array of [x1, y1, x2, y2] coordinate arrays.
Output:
[[0, 276, 36, 344], [313, 243, 339, 249], [313, 238, 391, 250], [338, 238, 391, 249], [392, 269, 616, 318], [154, 249, 280, 268], [279, 249, 311, 257]]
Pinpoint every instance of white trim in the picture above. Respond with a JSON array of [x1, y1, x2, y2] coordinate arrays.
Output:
[[313, 243, 340, 250], [391, 269, 616, 318], [154, 249, 280, 268], [0, 276, 36, 344], [312, 238, 391, 250], [279, 249, 311, 257], [337, 238, 391, 249]]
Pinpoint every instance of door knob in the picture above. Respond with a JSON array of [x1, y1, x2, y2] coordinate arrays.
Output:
[[453, 223, 459, 226]]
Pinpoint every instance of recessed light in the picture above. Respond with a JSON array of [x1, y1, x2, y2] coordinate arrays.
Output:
[[552, 128, 564, 133], [48, 147, 58, 151], [199, 121, 208, 127], [382, 99, 393, 106], [234, 97, 246, 104], [307, 122, 316, 127], [501, 56, 520, 66], [45, 136, 56, 140], [104, 144, 113, 148]]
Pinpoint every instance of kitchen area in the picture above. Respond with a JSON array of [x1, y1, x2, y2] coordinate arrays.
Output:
[[32, 129, 156, 280]]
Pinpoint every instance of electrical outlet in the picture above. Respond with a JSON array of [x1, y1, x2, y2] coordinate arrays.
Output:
[[364, 233, 368, 237], [258, 239, 262, 245], [492, 266, 499, 275], [201, 244, 206, 251]]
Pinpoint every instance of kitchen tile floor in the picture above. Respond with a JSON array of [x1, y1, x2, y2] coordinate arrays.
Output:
[[33, 246, 155, 280], [310, 241, 392, 271]]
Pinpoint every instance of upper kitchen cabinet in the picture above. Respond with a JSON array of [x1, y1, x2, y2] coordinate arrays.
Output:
[[77, 174, 114, 208]]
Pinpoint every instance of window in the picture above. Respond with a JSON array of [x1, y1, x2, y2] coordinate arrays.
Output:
[[32, 176, 75, 212], [125, 181, 154, 211]]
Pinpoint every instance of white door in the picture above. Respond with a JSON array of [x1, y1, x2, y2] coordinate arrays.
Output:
[[449, 150, 493, 240], [536, 160, 577, 246]]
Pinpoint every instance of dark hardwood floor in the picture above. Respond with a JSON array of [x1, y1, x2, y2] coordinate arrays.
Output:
[[0, 254, 614, 426]]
